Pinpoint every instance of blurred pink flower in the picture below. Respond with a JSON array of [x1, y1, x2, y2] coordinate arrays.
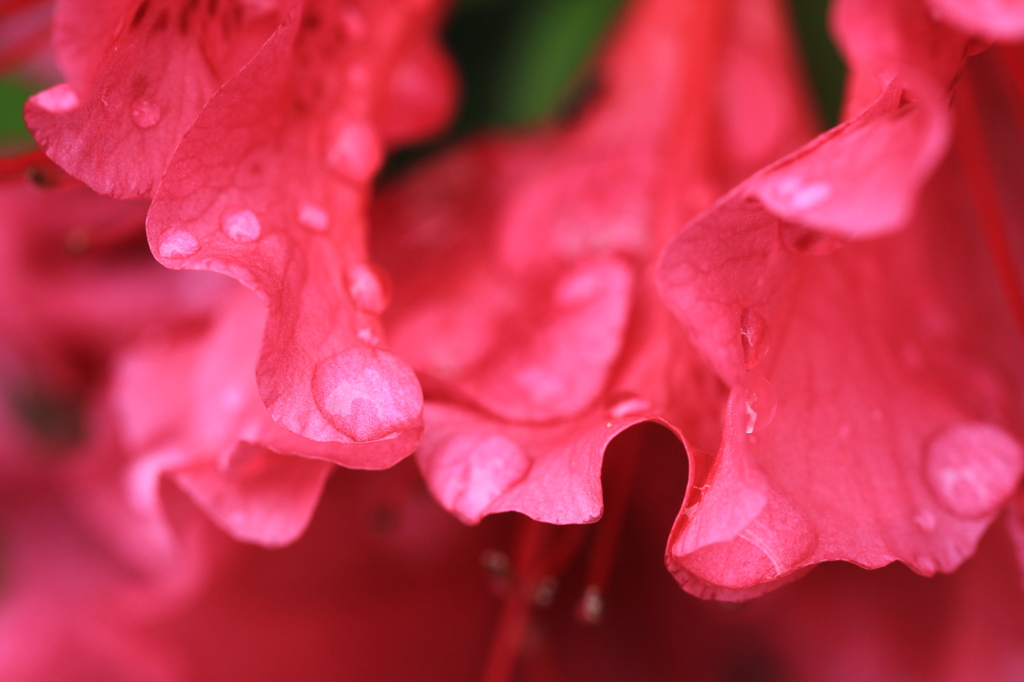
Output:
[[3, 0, 1024, 678]]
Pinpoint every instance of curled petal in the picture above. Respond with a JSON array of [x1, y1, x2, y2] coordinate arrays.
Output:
[[658, 153, 1024, 599]]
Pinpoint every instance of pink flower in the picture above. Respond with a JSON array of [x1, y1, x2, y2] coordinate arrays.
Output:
[[26, 0, 459, 456], [657, 0, 1024, 598], [374, 0, 815, 527], [5, 0, 1024, 677]]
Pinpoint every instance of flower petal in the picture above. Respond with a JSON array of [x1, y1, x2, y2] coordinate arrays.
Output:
[[146, 0, 453, 447], [658, 155, 1024, 599], [25, 0, 283, 198]]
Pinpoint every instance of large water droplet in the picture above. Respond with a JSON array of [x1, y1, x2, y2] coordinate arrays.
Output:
[[778, 221, 847, 256], [606, 391, 652, 419], [345, 263, 389, 314], [158, 230, 199, 259], [741, 372, 777, 434], [33, 84, 80, 113], [739, 308, 771, 369], [129, 97, 161, 129], [297, 202, 330, 232], [221, 209, 261, 242], [427, 432, 531, 522], [924, 422, 1023, 518], [311, 348, 422, 442], [325, 122, 382, 182]]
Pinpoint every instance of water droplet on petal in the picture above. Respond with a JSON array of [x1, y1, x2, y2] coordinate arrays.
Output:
[[311, 348, 422, 442], [914, 510, 936, 531], [345, 263, 389, 314], [221, 209, 261, 242], [34, 84, 80, 113], [772, 175, 833, 210], [778, 221, 847, 256], [129, 97, 161, 129], [356, 327, 380, 345], [325, 122, 382, 182], [427, 432, 531, 522], [739, 308, 771, 369], [158, 230, 199, 259], [924, 422, 1023, 518], [606, 391, 652, 419], [741, 372, 777, 434], [297, 202, 330, 232]]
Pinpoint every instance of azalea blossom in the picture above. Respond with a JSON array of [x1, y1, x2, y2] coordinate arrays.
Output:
[[1, 0, 1024, 679]]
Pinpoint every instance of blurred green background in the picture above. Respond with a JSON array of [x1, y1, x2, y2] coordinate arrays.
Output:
[[0, 0, 845, 150]]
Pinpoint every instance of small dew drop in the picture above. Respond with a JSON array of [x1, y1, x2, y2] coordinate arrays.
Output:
[[778, 220, 847, 256], [356, 327, 380, 345], [578, 586, 605, 625], [325, 122, 382, 182], [158, 230, 199, 259], [924, 422, 1023, 518], [129, 97, 162, 129], [741, 372, 777, 434], [33, 84, 80, 113], [221, 209, 261, 242], [297, 202, 330, 232], [739, 308, 771, 369], [345, 263, 389, 314], [606, 391, 652, 419]]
